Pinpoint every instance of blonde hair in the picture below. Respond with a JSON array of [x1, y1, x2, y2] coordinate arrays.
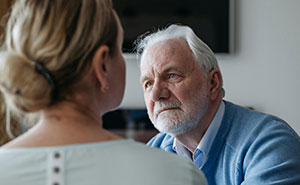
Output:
[[0, 0, 118, 113], [0, 93, 19, 145]]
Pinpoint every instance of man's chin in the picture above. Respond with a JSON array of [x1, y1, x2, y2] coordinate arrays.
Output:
[[154, 122, 193, 136]]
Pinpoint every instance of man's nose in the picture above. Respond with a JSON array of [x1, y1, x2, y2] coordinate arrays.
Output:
[[150, 80, 170, 102]]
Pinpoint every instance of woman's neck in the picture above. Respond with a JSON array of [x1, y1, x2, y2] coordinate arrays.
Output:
[[42, 100, 103, 126], [2, 101, 123, 148]]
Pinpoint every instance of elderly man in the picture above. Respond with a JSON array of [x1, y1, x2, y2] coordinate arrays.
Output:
[[137, 24, 300, 185]]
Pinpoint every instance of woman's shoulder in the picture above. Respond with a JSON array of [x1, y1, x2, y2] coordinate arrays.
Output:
[[88, 140, 207, 185], [0, 139, 189, 167], [0, 139, 207, 185]]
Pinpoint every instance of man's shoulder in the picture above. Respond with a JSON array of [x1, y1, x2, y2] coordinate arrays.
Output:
[[223, 100, 300, 151], [224, 100, 294, 132], [147, 133, 176, 153]]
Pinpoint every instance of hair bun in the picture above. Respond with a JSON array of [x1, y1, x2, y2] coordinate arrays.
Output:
[[0, 52, 52, 112]]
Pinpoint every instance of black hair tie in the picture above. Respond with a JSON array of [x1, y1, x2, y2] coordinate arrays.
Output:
[[32, 61, 58, 104]]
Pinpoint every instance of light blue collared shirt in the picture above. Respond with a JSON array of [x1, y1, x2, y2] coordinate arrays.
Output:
[[173, 101, 225, 168]]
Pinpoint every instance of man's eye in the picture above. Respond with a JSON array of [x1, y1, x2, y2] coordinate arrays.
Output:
[[145, 81, 152, 88], [169, 73, 177, 78]]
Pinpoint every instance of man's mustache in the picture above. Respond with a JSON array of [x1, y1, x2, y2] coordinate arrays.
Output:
[[153, 101, 181, 118]]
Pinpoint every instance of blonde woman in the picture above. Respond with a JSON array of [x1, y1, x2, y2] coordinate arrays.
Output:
[[0, 0, 207, 185]]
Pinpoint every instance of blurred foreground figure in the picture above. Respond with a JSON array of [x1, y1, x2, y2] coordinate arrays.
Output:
[[0, 1, 207, 185]]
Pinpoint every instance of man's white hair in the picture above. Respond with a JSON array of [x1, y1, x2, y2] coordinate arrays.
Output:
[[136, 24, 224, 95], [137, 24, 220, 72]]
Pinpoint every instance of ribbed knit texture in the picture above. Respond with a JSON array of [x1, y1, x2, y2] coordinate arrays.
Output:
[[148, 100, 300, 185]]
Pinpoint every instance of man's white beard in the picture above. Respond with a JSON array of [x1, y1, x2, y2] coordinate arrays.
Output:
[[149, 88, 209, 136]]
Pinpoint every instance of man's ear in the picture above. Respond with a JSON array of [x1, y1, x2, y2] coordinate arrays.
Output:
[[208, 69, 222, 100], [92, 45, 110, 92]]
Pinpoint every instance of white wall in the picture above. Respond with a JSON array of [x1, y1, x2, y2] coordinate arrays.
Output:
[[120, 0, 300, 135]]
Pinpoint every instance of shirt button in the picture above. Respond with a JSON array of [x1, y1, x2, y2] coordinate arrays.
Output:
[[53, 167, 60, 173], [54, 152, 60, 159]]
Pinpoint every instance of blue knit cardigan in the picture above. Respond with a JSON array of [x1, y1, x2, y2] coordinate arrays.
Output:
[[148, 101, 300, 185]]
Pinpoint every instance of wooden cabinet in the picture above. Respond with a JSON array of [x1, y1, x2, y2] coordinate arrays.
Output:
[[103, 109, 158, 143]]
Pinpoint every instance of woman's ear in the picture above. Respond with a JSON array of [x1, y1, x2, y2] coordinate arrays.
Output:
[[208, 69, 222, 100], [92, 45, 110, 92]]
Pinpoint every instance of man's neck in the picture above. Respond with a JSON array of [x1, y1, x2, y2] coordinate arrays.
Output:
[[175, 98, 222, 154]]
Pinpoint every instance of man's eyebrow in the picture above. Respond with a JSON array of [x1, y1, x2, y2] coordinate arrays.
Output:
[[140, 66, 183, 83], [140, 75, 148, 84], [163, 66, 182, 73]]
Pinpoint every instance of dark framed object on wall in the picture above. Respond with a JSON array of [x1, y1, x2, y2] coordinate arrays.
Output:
[[114, 0, 235, 54]]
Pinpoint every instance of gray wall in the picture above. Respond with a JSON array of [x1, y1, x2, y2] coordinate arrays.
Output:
[[120, 0, 300, 135]]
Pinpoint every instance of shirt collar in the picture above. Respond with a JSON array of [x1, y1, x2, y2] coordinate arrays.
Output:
[[173, 101, 225, 164]]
